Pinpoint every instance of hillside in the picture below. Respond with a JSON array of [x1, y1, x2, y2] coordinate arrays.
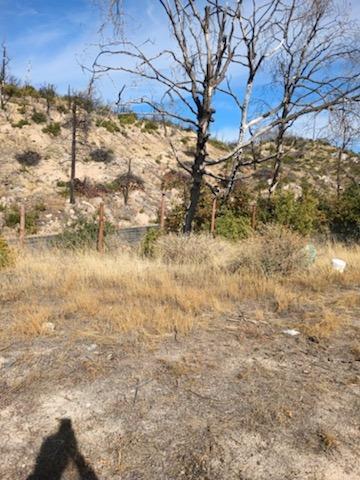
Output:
[[0, 91, 359, 237]]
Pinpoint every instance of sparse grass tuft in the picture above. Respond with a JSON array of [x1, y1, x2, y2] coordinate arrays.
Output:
[[42, 122, 61, 137], [318, 429, 338, 452], [0, 236, 13, 269]]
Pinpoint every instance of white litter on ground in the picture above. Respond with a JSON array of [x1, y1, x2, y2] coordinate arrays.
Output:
[[332, 258, 346, 273], [282, 329, 300, 336]]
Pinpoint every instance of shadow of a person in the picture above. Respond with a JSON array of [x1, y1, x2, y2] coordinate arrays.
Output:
[[27, 418, 99, 480]]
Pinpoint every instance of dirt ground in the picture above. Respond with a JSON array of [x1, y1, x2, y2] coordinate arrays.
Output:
[[1, 302, 359, 480]]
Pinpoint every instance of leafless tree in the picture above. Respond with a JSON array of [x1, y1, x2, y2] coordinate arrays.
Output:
[[328, 100, 360, 197], [94, 0, 360, 232], [0, 43, 9, 110], [115, 159, 145, 205], [39, 84, 57, 116], [265, 0, 360, 196], [68, 90, 95, 204]]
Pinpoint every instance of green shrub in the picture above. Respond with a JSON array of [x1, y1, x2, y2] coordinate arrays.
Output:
[[216, 211, 251, 240], [57, 104, 68, 114], [55, 217, 115, 250], [258, 188, 322, 236], [142, 120, 158, 133], [56, 180, 68, 188], [18, 105, 26, 115], [39, 84, 56, 112], [18, 85, 39, 97], [89, 148, 114, 163], [118, 112, 137, 125], [31, 110, 47, 124], [3, 83, 21, 98], [208, 138, 231, 151], [140, 227, 162, 257], [42, 122, 61, 137], [96, 119, 120, 133], [16, 150, 41, 167], [326, 184, 360, 241], [4, 206, 39, 234], [12, 119, 30, 129], [0, 236, 13, 269]]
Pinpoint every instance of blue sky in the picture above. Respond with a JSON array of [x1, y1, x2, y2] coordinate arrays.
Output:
[[0, 0, 359, 146]]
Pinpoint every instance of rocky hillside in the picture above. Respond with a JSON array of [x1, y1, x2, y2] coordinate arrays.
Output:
[[0, 91, 359, 236], [0, 93, 221, 236]]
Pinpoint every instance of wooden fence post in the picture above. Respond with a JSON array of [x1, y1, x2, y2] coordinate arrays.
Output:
[[251, 203, 257, 230], [160, 192, 166, 230], [211, 196, 217, 236], [97, 202, 105, 253], [19, 204, 25, 247]]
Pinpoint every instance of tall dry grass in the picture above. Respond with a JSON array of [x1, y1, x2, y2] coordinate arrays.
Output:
[[0, 233, 359, 343]]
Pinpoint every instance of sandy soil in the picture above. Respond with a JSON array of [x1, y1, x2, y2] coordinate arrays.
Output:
[[1, 305, 359, 479]]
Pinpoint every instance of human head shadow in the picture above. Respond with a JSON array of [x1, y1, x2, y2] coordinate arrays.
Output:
[[27, 418, 99, 480]]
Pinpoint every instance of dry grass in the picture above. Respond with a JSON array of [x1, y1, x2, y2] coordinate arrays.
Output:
[[0, 236, 359, 343]]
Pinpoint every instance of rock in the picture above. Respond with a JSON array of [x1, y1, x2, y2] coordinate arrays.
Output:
[[41, 322, 55, 333], [87, 343, 98, 352], [0, 356, 9, 368]]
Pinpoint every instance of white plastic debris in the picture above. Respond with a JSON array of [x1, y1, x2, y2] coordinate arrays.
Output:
[[331, 258, 346, 273], [282, 329, 300, 336]]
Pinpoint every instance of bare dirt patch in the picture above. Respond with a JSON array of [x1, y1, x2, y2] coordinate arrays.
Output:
[[1, 304, 359, 479]]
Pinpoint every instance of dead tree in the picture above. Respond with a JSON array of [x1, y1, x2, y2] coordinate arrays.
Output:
[[220, 0, 360, 198], [115, 159, 145, 205], [39, 84, 56, 116], [328, 100, 360, 198], [68, 90, 94, 204], [70, 100, 77, 204], [94, 0, 360, 232], [0, 43, 9, 110], [93, 0, 246, 232]]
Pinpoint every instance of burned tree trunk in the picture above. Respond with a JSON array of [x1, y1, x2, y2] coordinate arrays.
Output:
[[70, 101, 77, 205]]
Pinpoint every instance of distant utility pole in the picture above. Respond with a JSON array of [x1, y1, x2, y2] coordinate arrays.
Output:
[[70, 99, 77, 204]]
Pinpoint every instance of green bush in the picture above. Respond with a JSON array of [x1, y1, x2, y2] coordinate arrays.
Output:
[[31, 111, 47, 124], [3, 83, 21, 98], [118, 112, 137, 125], [258, 188, 322, 236], [55, 217, 115, 250], [326, 185, 360, 241], [216, 211, 251, 240], [18, 85, 39, 97], [57, 104, 68, 114], [42, 122, 61, 137], [89, 148, 114, 163], [140, 227, 162, 257], [208, 138, 231, 151], [12, 119, 30, 129], [96, 119, 120, 133], [142, 121, 159, 133], [16, 150, 41, 167], [4, 205, 40, 234], [0, 236, 13, 269]]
